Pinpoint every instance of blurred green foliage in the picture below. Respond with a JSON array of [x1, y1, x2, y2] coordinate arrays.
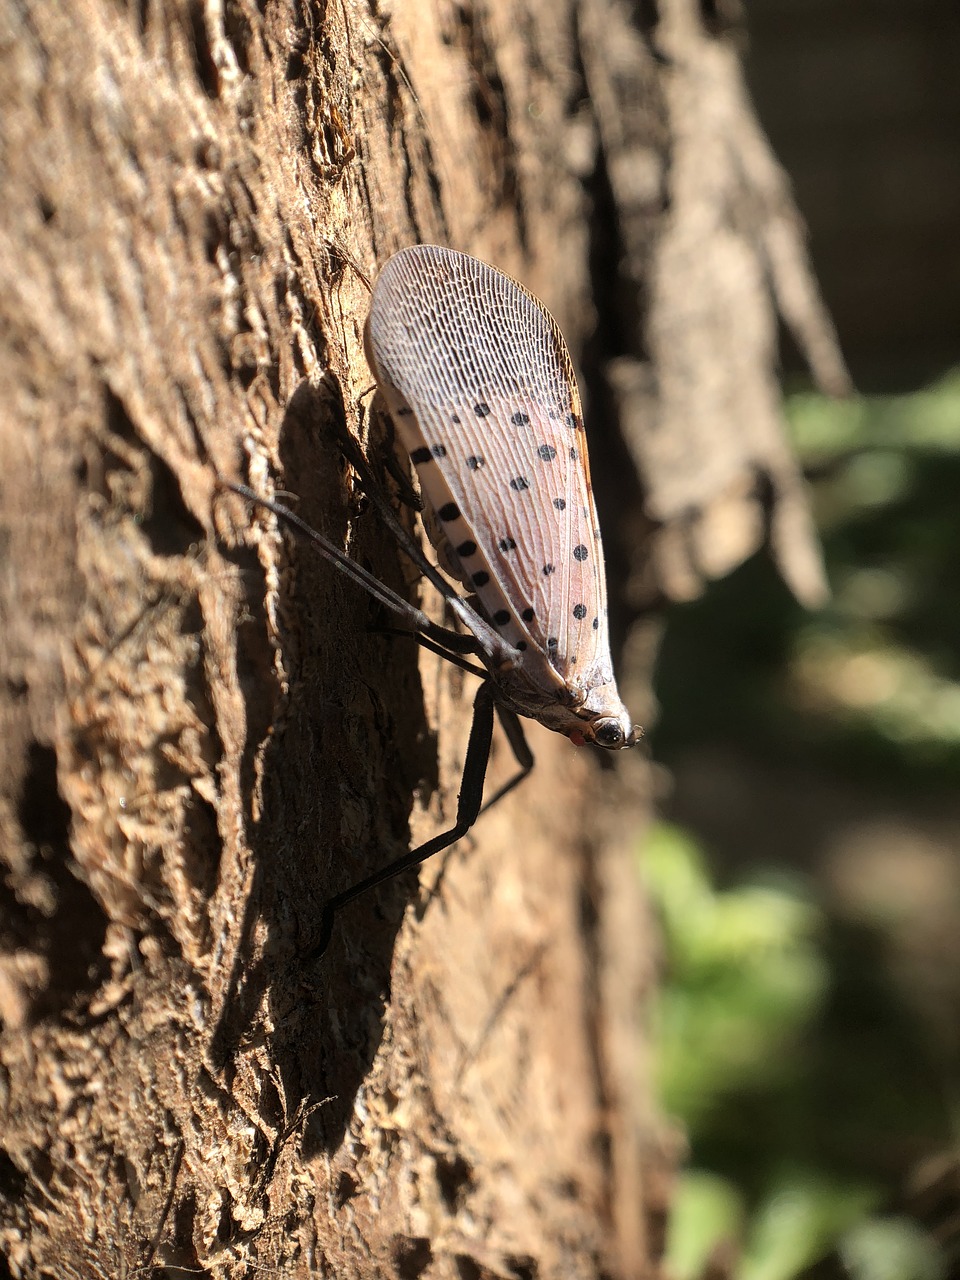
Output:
[[648, 373, 960, 1279], [645, 824, 946, 1280], [647, 825, 826, 1131]]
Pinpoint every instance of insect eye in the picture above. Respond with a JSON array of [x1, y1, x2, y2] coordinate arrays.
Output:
[[594, 721, 625, 749]]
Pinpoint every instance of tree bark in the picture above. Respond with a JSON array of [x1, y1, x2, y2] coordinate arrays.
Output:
[[0, 0, 845, 1276]]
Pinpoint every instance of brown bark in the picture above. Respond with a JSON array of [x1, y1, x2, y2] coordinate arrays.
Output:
[[0, 0, 844, 1277]]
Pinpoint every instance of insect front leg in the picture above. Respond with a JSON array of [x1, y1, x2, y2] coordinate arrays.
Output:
[[367, 406, 424, 513], [375, 626, 489, 677], [309, 679, 497, 959], [329, 414, 516, 666], [224, 482, 484, 661]]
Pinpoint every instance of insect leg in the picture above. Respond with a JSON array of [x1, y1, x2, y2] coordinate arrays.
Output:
[[480, 705, 535, 814], [373, 626, 489, 680], [225, 482, 483, 658], [371, 409, 423, 512], [333, 425, 516, 667], [310, 679, 497, 958], [370, 633, 533, 810]]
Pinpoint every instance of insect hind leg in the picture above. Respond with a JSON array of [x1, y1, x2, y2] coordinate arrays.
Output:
[[372, 630, 533, 810], [309, 679, 497, 959]]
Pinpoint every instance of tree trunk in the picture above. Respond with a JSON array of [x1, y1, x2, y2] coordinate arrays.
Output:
[[0, 0, 845, 1276]]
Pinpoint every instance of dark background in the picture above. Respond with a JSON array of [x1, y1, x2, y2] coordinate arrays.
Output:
[[749, 0, 960, 388]]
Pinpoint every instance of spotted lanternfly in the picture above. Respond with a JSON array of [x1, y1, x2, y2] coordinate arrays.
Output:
[[228, 244, 639, 955]]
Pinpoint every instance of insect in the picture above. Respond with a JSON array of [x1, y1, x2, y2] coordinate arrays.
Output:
[[229, 245, 639, 955]]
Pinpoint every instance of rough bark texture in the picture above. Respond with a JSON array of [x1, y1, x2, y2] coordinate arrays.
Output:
[[0, 0, 845, 1277]]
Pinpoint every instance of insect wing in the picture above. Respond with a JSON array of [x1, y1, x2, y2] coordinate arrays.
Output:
[[365, 245, 613, 692]]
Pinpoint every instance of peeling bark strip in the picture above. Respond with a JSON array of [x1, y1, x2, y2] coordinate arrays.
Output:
[[0, 1, 843, 1278]]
